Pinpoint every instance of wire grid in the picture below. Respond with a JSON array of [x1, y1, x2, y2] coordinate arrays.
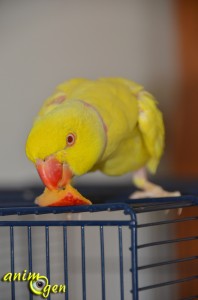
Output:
[[0, 196, 197, 300]]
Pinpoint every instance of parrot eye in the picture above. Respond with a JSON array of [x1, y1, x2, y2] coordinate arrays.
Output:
[[66, 133, 76, 146]]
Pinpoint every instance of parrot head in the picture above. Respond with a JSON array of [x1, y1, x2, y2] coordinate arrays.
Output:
[[26, 100, 107, 190]]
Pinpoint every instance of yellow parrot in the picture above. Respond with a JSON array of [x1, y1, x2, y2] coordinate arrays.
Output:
[[26, 77, 180, 204]]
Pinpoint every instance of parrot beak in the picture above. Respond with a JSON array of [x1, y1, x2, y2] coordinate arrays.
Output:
[[36, 156, 73, 190]]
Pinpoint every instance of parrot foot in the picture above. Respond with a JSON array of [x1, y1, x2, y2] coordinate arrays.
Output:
[[129, 188, 181, 199], [130, 168, 182, 214]]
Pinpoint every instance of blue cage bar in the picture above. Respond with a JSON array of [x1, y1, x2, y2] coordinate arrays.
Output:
[[0, 194, 198, 299]]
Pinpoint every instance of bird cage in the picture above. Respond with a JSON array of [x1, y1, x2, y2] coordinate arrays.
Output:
[[0, 189, 197, 300]]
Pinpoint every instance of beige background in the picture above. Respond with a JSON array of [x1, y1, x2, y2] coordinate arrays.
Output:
[[0, 0, 179, 187]]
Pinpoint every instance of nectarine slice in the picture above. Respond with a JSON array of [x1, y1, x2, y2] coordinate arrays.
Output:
[[35, 184, 92, 207]]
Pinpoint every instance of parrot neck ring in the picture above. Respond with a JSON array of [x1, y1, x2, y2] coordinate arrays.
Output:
[[36, 156, 73, 190], [78, 99, 108, 155]]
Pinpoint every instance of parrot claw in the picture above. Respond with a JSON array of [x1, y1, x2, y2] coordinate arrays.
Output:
[[129, 188, 181, 199], [131, 169, 182, 214]]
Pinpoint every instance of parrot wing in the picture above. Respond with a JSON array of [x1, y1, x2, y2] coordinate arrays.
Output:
[[99, 78, 165, 174], [137, 90, 165, 173]]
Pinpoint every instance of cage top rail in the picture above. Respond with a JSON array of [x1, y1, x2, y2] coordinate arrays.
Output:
[[0, 195, 197, 217]]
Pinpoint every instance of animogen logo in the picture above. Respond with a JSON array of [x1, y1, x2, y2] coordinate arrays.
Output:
[[2, 270, 66, 298]]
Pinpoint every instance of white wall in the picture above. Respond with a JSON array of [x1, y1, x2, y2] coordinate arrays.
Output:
[[0, 0, 179, 187]]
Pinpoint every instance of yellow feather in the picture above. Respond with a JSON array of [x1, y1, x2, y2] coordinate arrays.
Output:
[[137, 91, 165, 173]]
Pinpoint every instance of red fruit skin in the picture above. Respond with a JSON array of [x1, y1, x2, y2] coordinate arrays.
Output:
[[49, 192, 91, 206]]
